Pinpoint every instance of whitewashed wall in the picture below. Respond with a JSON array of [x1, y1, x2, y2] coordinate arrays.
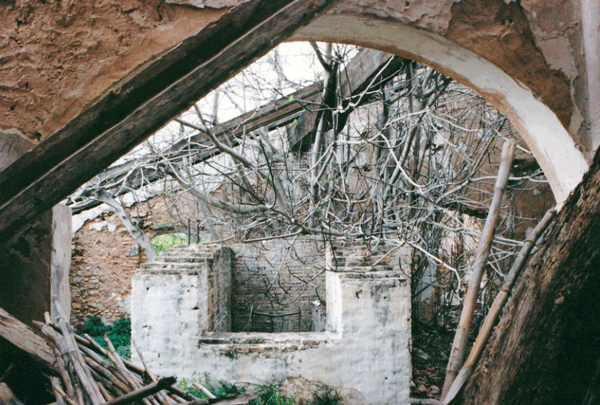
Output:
[[132, 245, 411, 405]]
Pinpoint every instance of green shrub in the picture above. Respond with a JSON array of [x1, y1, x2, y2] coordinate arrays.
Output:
[[81, 316, 131, 360], [151, 233, 192, 255]]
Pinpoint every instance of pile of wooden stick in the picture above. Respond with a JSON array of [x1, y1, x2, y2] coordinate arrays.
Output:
[[35, 300, 205, 405]]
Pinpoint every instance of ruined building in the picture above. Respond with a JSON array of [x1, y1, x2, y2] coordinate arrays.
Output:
[[1, 1, 600, 404]]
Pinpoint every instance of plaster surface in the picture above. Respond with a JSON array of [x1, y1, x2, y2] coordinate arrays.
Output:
[[132, 246, 412, 405]]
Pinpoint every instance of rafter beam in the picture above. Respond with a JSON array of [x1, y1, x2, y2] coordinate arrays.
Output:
[[0, 0, 339, 241], [68, 49, 405, 213]]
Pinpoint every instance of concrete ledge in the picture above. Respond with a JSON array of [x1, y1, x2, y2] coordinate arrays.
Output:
[[199, 331, 339, 346]]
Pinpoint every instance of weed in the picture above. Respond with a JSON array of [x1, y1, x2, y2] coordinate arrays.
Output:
[[251, 385, 297, 405], [311, 385, 342, 405], [178, 373, 245, 399]]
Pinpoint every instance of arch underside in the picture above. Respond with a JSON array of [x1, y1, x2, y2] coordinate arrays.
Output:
[[293, 12, 588, 203]]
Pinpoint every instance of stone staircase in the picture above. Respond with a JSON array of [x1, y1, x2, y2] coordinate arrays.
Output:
[[140, 244, 221, 273], [329, 242, 400, 273], [142, 242, 402, 274]]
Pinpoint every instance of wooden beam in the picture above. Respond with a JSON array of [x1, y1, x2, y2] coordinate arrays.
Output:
[[0, 307, 56, 371], [0, 0, 339, 241], [68, 49, 405, 213]]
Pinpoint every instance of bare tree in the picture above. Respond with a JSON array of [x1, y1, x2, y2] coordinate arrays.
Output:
[[68, 43, 551, 331]]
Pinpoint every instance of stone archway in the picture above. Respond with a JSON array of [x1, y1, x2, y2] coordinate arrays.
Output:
[[293, 12, 588, 203]]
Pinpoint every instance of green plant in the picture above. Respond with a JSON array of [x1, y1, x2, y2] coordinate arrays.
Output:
[[214, 381, 245, 397], [178, 375, 245, 399], [151, 233, 191, 255], [178, 377, 205, 399], [80, 316, 131, 359], [251, 385, 297, 405], [310, 385, 342, 405], [82, 316, 109, 336], [108, 316, 131, 348]]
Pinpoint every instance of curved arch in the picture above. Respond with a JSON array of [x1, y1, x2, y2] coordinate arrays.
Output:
[[293, 12, 588, 203]]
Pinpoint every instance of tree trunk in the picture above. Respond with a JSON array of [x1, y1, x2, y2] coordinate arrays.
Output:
[[458, 148, 600, 403], [94, 190, 157, 261]]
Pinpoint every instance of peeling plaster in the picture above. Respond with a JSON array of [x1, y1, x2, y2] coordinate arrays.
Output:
[[328, 0, 456, 34], [166, 0, 245, 9], [520, 1, 579, 88], [536, 36, 578, 78]]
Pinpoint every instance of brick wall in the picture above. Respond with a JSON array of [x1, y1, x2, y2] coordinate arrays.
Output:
[[229, 237, 328, 332]]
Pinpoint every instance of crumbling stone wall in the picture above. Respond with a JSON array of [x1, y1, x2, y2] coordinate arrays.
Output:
[[69, 188, 211, 324], [70, 212, 149, 324]]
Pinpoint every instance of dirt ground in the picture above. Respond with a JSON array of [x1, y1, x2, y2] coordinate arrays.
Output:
[[411, 325, 455, 400]]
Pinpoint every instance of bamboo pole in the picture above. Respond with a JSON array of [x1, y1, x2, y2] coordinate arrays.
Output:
[[47, 321, 189, 404], [84, 356, 130, 395], [35, 321, 76, 400], [441, 140, 516, 398], [132, 338, 174, 405], [50, 377, 71, 405], [442, 205, 558, 404], [82, 335, 133, 390], [103, 335, 160, 405], [37, 319, 88, 405], [192, 384, 216, 400]]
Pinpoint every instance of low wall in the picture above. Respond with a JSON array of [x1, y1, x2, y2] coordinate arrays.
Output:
[[132, 244, 412, 404], [132, 245, 232, 367]]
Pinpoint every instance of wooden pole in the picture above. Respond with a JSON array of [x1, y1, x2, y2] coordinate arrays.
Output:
[[0, 383, 24, 405], [103, 377, 176, 405], [53, 299, 105, 405], [441, 140, 516, 398], [192, 384, 216, 400], [442, 206, 558, 404]]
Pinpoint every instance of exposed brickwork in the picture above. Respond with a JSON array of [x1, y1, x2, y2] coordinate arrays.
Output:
[[229, 238, 328, 332]]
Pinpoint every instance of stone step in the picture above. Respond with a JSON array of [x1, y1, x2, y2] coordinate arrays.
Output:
[[141, 262, 206, 271], [337, 265, 396, 272], [157, 252, 212, 260], [155, 258, 211, 264], [166, 243, 221, 251]]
